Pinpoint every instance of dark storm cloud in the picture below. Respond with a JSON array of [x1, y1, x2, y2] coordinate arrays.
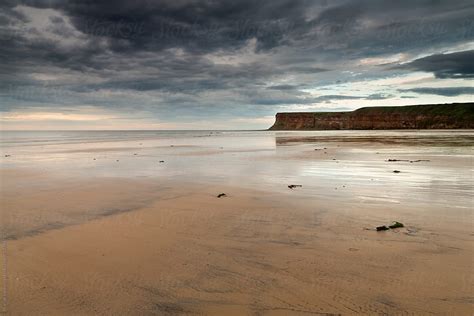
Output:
[[400, 87, 474, 97], [1, 0, 474, 124], [7, 0, 313, 53], [397, 50, 474, 79], [3, 0, 473, 68]]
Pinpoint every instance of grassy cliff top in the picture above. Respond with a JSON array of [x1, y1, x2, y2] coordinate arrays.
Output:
[[354, 103, 474, 118], [276, 103, 474, 118]]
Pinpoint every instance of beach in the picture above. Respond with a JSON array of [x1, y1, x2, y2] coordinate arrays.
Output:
[[1, 130, 473, 315]]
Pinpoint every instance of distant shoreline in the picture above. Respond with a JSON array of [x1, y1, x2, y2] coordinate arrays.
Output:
[[269, 102, 474, 130]]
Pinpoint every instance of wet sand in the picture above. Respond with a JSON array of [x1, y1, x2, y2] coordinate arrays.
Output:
[[1, 130, 473, 315]]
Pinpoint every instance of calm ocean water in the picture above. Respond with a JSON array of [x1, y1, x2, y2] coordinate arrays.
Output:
[[0, 130, 232, 146], [2, 129, 473, 146]]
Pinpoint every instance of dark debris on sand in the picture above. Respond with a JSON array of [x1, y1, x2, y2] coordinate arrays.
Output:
[[288, 185, 303, 189], [387, 159, 430, 163], [376, 221, 405, 232]]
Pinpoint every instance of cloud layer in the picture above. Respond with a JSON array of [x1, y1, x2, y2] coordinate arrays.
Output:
[[1, 0, 473, 129]]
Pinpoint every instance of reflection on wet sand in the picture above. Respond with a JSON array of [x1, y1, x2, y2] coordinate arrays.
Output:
[[275, 131, 474, 146]]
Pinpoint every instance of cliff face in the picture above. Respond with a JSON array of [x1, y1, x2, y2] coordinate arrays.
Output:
[[269, 103, 474, 130]]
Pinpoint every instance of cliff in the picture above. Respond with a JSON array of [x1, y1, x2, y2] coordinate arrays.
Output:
[[269, 103, 474, 130]]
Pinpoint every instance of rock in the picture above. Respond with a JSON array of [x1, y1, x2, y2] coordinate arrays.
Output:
[[288, 185, 303, 189], [217, 193, 227, 198], [376, 225, 389, 231], [159, 160, 165, 163], [393, 170, 401, 173], [4, 154, 11, 157], [387, 159, 409, 162], [389, 221, 404, 229]]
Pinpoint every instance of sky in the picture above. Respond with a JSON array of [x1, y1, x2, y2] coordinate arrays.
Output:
[[1, 0, 473, 130]]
